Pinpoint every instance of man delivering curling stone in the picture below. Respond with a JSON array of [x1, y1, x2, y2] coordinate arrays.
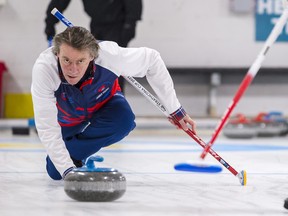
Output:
[[31, 26, 196, 180]]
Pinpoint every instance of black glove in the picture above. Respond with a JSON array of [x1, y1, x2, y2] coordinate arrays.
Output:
[[71, 157, 84, 168], [120, 22, 136, 47], [45, 25, 56, 41]]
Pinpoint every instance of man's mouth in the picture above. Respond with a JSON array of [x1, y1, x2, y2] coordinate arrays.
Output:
[[68, 75, 77, 79]]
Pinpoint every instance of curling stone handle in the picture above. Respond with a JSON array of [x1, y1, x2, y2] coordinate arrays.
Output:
[[85, 155, 104, 169]]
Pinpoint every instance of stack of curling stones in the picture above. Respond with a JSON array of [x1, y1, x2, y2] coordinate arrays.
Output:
[[64, 155, 126, 202], [223, 113, 257, 139], [223, 111, 288, 139], [253, 112, 288, 137]]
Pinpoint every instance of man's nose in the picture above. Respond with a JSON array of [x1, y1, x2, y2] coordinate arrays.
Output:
[[69, 63, 78, 71]]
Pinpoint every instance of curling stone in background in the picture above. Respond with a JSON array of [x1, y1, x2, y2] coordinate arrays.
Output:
[[253, 112, 288, 137], [284, 197, 288, 209], [64, 155, 126, 202], [252, 112, 271, 137], [223, 113, 257, 139], [266, 111, 288, 136]]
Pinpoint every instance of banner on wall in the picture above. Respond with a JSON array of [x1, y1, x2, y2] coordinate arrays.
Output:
[[255, 0, 288, 41]]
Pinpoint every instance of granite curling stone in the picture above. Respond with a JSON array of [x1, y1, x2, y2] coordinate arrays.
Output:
[[64, 155, 126, 202], [223, 113, 257, 139], [254, 112, 288, 137]]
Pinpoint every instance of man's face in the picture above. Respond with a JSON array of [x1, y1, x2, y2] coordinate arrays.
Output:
[[57, 43, 93, 85]]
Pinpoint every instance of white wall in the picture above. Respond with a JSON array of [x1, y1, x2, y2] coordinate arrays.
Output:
[[0, 0, 287, 117], [134, 0, 288, 68]]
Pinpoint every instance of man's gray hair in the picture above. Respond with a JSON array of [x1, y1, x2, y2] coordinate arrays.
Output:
[[52, 26, 99, 59]]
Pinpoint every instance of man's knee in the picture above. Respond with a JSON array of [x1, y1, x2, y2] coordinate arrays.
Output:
[[104, 94, 136, 136], [114, 104, 136, 135]]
